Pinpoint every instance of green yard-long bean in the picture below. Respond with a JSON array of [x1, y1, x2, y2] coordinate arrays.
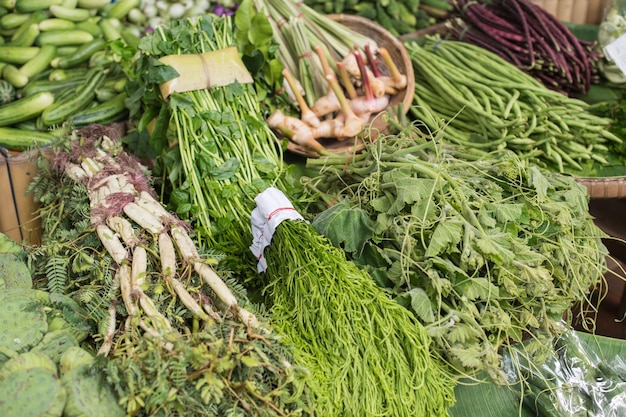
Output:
[[406, 37, 620, 174]]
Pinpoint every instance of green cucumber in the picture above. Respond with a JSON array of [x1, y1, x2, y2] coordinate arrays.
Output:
[[2, 63, 28, 87], [36, 29, 93, 46], [18, 43, 55, 78], [0, 126, 55, 150], [0, 45, 39, 64], [55, 36, 104, 68], [69, 91, 128, 126], [0, 79, 15, 104], [40, 66, 105, 126], [0, 12, 31, 30], [38, 18, 76, 31], [8, 21, 39, 47], [20, 75, 85, 96], [0, 91, 54, 126], [101, 0, 139, 19], [48, 4, 90, 22], [16, 0, 63, 12]]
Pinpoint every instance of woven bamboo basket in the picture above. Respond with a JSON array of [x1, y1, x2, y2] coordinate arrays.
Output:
[[575, 176, 626, 199], [285, 14, 415, 158]]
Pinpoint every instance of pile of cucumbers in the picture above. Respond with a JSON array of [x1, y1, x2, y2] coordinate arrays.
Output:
[[0, 0, 142, 151]]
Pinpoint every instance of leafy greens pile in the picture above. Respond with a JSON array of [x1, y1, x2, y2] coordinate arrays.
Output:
[[302, 118, 609, 383]]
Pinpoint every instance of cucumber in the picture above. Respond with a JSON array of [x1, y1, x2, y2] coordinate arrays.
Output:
[[69, 91, 128, 126], [0, 126, 55, 150], [20, 75, 84, 96], [40, 66, 105, 126], [18, 43, 55, 78], [0, 91, 54, 126], [0, 12, 31, 30], [2, 63, 28, 87], [36, 29, 93, 46], [55, 36, 104, 69], [16, 0, 63, 12], [48, 4, 90, 22], [0, 45, 39, 64], [38, 18, 76, 31]]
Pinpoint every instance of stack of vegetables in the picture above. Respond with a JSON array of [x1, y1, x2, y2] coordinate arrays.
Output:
[[405, 37, 620, 175], [302, 117, 609, 383], [0, 0, 142, 151], [446, 0, 600, 96], [26, 126, 315, 416], [120, 8, 457, 416]]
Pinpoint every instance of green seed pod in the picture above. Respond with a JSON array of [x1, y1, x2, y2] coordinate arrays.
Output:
[[0, 289, 48, 352], [0, 352, 66, 417], [31, 329, 78, 364], [0, 252, 32, 290]]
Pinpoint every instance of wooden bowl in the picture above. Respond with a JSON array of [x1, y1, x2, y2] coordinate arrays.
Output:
[[285, 14, 415, 158]]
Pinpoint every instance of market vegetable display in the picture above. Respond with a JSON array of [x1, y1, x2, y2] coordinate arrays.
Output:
[[250, 187, 456, 416], [301, 118, 609, 383], [446, 0, 600, 96], [27, 127, 315, 416], [405, 37, 620, 174]]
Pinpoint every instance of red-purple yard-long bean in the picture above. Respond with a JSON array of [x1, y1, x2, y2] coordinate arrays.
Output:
[[447, 0, 599, 96]]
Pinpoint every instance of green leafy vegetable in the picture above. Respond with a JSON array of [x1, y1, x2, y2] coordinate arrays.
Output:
[[303, 118, 609, 383]]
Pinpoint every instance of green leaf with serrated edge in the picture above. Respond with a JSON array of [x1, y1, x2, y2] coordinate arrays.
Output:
[[397, 288, 435, 323], [426, 219, 464, 257], [312, 202, 376, 255], [529, 166, 550, 202], [455, 278, 500, 301]]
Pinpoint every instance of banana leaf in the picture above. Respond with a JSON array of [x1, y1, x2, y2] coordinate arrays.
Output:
[[449, 331, 626, 417]]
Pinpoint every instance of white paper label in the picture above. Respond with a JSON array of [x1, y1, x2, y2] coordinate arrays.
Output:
[[603, 33, 626, 77], [250, 187, 305, 273]]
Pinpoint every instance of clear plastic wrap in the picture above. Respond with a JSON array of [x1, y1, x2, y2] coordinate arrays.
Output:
[[598, 0, 626, 83], [503, 328, 626, 417]]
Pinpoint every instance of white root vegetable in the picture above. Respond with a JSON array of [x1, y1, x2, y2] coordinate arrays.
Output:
[[132, 246, 148, 288], [158, 231, 178, 279], [97, 303, 118, 357], [96, 224, 128, 265], [349, 94, 390, 116], [157, 231, 210, 322], [64, 163, 88, 182], [123, 202, 165, 234], [80, 157, 102, 178], [107, 216, 140, 247], [136, 191, 173, 222], [170, 225, 199, 260], [325, 72, 363, 139], [312, 91, 340, 117], [118, 263, 137, 317]]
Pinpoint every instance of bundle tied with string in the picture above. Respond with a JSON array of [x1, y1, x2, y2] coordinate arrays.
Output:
[[249, 187, 457, 417]]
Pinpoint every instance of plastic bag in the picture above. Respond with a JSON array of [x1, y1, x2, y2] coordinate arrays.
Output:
[[598, 0, 626, 83], [503, 327, 626, 417]]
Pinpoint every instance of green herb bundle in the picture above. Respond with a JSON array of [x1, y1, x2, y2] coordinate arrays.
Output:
[[251, 188, 456, 417], [122, 13, 297, 274], [302, 118, 609, 383]]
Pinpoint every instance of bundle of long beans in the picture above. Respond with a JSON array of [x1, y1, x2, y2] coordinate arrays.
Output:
[[446, 0, 600, 96], [406, 37, 620, 174], [250, 187, 457, 416]]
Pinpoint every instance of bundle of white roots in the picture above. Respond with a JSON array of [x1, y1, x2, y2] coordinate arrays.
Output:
[[61, 133, 259, 356]]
